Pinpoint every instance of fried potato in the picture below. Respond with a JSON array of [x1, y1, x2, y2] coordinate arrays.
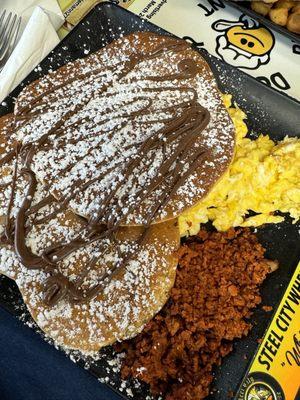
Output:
[[251, 1, 272, 16], [274, 0, 297, 9], [292, 3, 300, 13], [287, 12, 300, 32], [269, 7, 289, 25]]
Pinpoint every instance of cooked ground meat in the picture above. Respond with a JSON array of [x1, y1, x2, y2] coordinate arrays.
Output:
[[116, 228, 278, 400]]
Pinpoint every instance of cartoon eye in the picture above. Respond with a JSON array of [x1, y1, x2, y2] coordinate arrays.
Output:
[[248, 42, 255, 48], [240, 38, 247, 45]]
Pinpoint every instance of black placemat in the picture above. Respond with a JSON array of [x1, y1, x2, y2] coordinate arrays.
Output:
[[0, 3, 299, 399]]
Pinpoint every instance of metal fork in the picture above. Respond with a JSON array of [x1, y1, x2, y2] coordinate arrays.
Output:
[[0, 10, 22, 72]]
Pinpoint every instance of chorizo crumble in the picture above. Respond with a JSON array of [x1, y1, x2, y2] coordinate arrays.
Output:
[[115, 228, 278, 399]]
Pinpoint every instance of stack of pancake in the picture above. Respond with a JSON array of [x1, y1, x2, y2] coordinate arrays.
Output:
[[0, 32, 235, 353]]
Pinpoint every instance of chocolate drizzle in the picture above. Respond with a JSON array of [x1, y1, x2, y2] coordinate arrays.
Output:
[[1, 37, 211, 306], [14, 167, 50, 269]]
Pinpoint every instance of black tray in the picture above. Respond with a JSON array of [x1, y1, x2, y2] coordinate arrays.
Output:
[[0, 3, 300, 400], [226, 0, 300, 44]]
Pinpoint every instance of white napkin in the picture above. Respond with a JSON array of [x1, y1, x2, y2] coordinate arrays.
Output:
[[0, 0, 64, 103]]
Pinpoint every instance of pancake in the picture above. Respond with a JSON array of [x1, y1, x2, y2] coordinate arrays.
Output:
[[0, 32, 235, 352], [0, 218, 179, 353], [0, 113, 180, 352], [13, 32, 235, 226]]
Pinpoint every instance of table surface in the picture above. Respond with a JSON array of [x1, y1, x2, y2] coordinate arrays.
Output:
[[0, 307, 121, 400]]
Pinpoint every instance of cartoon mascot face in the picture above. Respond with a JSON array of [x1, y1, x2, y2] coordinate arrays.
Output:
[[212, 15, 275, 70]]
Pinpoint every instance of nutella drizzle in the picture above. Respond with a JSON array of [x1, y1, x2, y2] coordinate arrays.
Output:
[[1, 38, 211, 306]]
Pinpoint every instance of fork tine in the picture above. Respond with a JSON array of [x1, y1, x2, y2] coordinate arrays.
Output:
[[0, 14, 17, 60], [0, 11, 12, 44], [0, 12, 21, 72], [0, 10, 6, 28]]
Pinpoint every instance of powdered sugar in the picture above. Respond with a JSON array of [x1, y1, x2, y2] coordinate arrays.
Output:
[[15, 33, 235, 225]]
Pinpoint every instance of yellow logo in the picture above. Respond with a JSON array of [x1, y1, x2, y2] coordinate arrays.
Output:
[[246, 381, 276, 400], [237, 372, 285, 400], [212, 15, 275, 70]]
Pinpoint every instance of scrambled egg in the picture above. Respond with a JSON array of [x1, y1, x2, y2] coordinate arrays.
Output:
[[179, 95, 300, 235]]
